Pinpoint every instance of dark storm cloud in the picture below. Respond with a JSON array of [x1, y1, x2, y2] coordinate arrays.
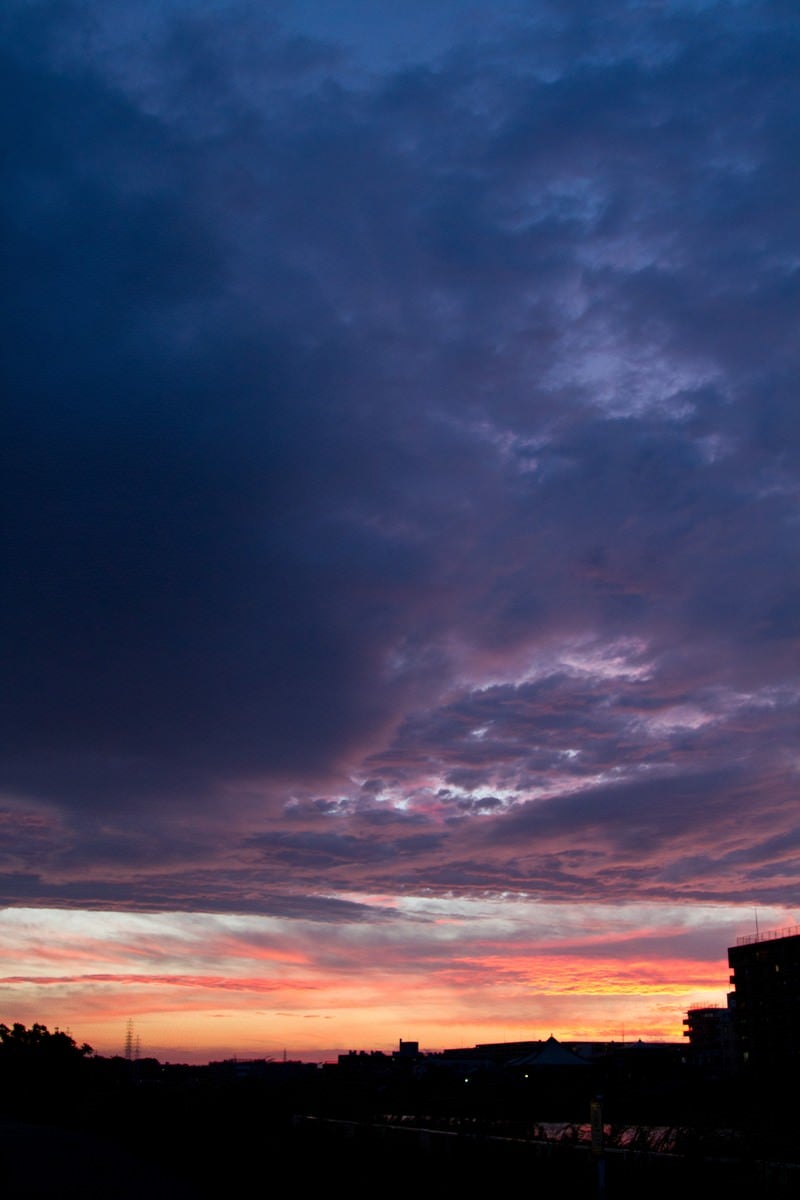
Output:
[[3, 0, 799, 911]]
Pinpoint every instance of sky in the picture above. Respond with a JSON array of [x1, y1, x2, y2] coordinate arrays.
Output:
[[2, 0, 800, 1064]]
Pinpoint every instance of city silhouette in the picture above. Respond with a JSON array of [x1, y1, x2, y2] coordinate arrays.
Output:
[[2, 927, 799, 1198]]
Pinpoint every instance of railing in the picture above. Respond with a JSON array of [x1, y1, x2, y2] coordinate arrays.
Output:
[[735, 924, 800, 946]]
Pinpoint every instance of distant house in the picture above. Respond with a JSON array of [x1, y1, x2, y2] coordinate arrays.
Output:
[[394, 1039, 420, 1059]]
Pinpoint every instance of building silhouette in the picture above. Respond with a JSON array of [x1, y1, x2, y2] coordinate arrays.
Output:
[[682, 1002, 735, 1078], [727, 925, 800, 1077]]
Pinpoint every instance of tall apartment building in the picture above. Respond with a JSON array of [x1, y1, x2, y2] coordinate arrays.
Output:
[[727, 926, 800, 1077]]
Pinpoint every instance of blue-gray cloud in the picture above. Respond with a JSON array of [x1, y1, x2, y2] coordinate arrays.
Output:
[[3, 0, 799, 913]]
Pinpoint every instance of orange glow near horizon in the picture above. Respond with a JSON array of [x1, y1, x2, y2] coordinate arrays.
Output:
[[0, 899, 787, 1063]]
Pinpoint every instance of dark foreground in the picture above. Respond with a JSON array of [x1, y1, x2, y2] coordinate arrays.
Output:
[[2, 1108, 799, 1200], [2, 1029, 800, 1198]]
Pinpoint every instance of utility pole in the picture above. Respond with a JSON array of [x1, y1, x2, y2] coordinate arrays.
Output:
[[591, 1095, 606, 1200]]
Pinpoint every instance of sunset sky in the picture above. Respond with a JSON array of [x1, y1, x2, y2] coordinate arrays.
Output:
[[3, 0, 800, 1064]]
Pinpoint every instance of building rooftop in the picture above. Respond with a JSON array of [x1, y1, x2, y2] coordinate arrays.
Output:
[[734, 924, 800, 947]]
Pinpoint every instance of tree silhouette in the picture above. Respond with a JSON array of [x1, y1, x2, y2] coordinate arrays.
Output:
[[0, 1021, 95, 1122], [0, 1021, 93, 1061]]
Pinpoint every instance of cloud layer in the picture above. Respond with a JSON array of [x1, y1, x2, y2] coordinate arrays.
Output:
[[0, 900, 759, 1059], [3, 0, 800, 933]]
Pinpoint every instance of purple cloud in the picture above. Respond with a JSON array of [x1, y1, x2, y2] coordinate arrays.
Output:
[[2, 0, 799, 920]]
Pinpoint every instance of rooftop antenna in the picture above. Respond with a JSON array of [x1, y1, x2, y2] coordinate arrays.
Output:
[[755, 907, 760, 939]]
